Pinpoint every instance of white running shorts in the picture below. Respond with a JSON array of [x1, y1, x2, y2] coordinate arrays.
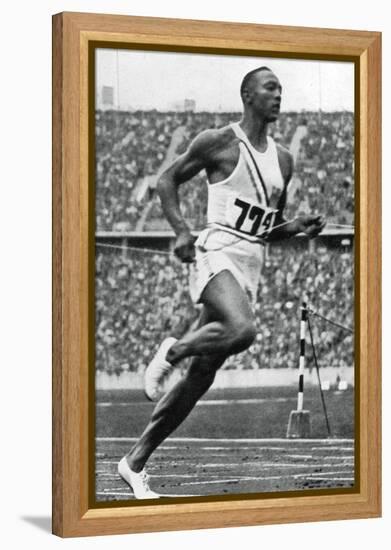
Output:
[[189, 227, 265, 305]]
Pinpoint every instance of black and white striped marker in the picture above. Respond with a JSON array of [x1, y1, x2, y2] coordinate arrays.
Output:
[[297, 302, 307, 412]]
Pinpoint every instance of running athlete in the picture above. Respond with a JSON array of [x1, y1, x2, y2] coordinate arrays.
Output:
[[118, 67, 325, 498]]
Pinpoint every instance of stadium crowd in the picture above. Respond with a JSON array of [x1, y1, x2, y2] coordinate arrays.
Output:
[[95, 242, 354, 374], [95, 109, 354, 232], [95, 108, 354, 374], [95, 110, 189, 230]]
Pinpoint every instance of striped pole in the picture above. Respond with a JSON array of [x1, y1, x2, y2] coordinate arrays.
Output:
[[297, 302, 307, 411], [286, 301, 311, 438]]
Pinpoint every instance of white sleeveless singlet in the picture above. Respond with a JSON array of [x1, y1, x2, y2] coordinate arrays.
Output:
[[190, 123, 285, 304], [206, 122, 284, 240]]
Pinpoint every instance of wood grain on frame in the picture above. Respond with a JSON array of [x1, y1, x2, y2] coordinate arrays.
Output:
[[52, 11, 381, 537]]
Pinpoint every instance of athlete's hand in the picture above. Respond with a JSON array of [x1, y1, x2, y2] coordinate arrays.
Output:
[[295, 214, 326, 238], [174, 230, 197, 263]]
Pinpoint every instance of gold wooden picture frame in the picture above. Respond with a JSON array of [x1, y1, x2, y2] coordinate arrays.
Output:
[[52, 11, 381, 538]]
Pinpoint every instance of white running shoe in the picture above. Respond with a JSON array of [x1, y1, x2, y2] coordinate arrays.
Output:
[[118, 457, 160, 500], [144, 337, 178, 401]]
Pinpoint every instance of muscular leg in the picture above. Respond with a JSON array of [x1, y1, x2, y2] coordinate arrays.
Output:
[[166, 270, 256, 364], [127, 352, 225, 472], [126, 271, 256, 472]]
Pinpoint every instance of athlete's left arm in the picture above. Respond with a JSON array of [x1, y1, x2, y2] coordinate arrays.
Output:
[[275, 144, 293, 222], [265, 145, 325, 241]]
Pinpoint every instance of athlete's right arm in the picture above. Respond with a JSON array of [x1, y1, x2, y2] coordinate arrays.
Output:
[[157, 130, 218, 262]]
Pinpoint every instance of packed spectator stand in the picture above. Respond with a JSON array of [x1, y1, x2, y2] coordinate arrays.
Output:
[[95, 109, 354, 373]]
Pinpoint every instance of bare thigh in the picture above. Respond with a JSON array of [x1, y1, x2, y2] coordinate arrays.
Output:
[[200, 269, 255, 328], [167, 270, 256, 364]]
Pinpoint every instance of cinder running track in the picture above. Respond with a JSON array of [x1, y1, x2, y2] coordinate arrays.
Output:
[[95, 387, 355, 501]]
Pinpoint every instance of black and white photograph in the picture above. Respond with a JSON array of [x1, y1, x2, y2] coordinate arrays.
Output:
[[94, 48, 355, 503]]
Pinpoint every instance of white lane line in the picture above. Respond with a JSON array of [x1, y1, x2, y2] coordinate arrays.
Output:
[[320, 456, 354, 461], [284, 455, 315, 460], [95, 446, 318, 456], [179, 473, 356, 486], [284, 455, 354, 462], [98, 472, 356, 492], [312, 446, 354, 451], [307, 471, 356, 478], [309, 478, 355, 482], [197, 398, 296, 405], [99, 473, 223, 479], [174, 475, 316, 486], [98, 469, 355, 482], [190, 447, 322, 452], [96, 491, 196, 498], [304, 477, 354, 482], [110, 446, 314, 452], [96, 452, 241, 460], [178, 478, 260, 486], [96, 437, 354, 444], [200, 462, 354, 469], [292, 471, 355, 479], [96, 450, 354, 460], [97, 460, 354, 470], [101, 473, 263, 480], [178, 478, 242, 486], [96, 397, 296, 407]]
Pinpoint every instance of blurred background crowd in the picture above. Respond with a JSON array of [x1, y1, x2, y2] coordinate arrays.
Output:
[[95, 109, 354, 374], [95, 110, 354, 232], [95, 243, 354, 373]]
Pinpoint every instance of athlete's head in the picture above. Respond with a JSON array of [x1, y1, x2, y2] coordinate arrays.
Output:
[[240, 67, 282, 122]]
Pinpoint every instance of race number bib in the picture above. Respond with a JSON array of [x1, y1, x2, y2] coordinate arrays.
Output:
[[226, 193, 278, 238]]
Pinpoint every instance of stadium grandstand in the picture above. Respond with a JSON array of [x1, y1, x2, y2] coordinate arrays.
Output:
[[95, 109, 354, 379]]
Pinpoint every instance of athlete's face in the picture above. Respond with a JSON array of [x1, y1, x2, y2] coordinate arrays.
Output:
[[245, 71, 282, 122]]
